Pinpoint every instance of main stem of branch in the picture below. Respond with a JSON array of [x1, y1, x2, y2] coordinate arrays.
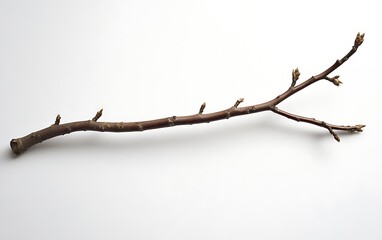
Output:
[[10, 33, 366, 155]]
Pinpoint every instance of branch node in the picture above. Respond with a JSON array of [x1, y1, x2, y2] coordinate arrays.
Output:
[[247, 106, 256, 113], [322, 122, 340, 142], [269, 105, 278, 112], [199, 102, 206, 114], [92, 109, 103, 122], [168, 116, 177, 126], [291, 68, 300, 87], [234, 98, 244, 108], [137, 123, 144, 131], [54, 114, 61, 125]]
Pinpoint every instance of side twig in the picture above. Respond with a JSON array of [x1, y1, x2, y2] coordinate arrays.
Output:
[[10, 33, 366, 155]]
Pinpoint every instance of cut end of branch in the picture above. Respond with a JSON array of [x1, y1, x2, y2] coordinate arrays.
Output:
[[354, 32, 365, 47], [291, 68, 300, 86], [199, 102, 206, 114], [54, 114, 61, 125], [234, 98, 244, 108], [10, 139, 24, 155], [92, 109, 103, 122]]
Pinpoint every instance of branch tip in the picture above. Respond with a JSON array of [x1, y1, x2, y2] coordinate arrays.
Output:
[[291, 68, 300, 86], [326, 75, 342, 86], [328, 126, 340, 142], [199, 102, 206, 114], [333, 133, 340, 142], [234, 98, 244, 108], [354, 32, 365, 47], [54, 114, 61, 125], [356, 124, 366, 131], [322, 122, 340, 142], [92, 109, 103, 122], [349, 124, 366, 133]]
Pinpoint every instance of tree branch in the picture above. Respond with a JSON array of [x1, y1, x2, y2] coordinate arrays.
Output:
[[270, 106, 365, 142], [10, 33, 366, 155]]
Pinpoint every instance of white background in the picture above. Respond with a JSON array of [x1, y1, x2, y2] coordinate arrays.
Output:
[[1, 0, 381, 239]]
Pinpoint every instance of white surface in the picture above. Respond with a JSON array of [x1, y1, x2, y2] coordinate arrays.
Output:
[[1, 0, 381, 239]]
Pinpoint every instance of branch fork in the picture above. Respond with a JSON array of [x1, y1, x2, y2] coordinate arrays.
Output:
[[10, 33, 366, 155]]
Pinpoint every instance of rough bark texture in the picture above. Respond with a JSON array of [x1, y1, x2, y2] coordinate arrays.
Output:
[[10, 33, 366, 155]]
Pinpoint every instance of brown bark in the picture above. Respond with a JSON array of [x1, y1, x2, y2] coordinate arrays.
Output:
[[10, 33, 366, 155]]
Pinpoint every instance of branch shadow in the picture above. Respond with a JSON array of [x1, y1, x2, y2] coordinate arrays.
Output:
[[2, 146, 19, 161]]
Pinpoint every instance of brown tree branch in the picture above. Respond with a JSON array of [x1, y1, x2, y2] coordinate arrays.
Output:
[[10, 33, 366, 155], [270, 106, 365, 142]]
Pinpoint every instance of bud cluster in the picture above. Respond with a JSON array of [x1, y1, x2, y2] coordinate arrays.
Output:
[[326, 75, 342, 86], [354, 32, 365, 47]]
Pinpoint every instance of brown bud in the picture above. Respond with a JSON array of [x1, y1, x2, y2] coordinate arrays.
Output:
[[348, 124, 366, 133], [54, 114, 61, 125], [92, 109, 103, 122], [355, 124, 366, 132], [292, 68, 300, 82], [333, 133, 340, 142], [330, 75, 342, 86], [234, 98, 244, 108], [354, 32, 365, 47], [199, 102, 206, 114]]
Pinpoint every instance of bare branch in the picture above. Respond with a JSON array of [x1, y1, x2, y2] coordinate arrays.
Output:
[[10, 33, 365, 155]]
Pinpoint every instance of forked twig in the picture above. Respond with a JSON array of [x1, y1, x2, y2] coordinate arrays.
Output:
[[10, 33, 366, 155]]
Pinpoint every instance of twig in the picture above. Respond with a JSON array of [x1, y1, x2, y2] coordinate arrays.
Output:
[[10, 33, 366, 155]]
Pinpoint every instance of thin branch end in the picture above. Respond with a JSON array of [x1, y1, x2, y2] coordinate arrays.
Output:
[[92, 109, 103, 122]]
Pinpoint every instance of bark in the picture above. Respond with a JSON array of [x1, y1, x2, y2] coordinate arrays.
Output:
[[10, 33, 366, 155]]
